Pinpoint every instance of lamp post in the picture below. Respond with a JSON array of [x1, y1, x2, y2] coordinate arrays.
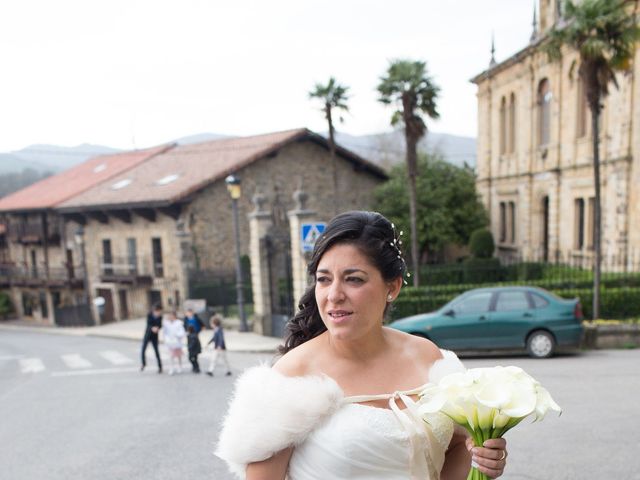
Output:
[[74, 226, 90, 306], [225, 174, 248, 332]]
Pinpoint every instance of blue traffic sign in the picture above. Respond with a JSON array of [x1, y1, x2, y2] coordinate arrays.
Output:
[[301, 223, 326, 252]]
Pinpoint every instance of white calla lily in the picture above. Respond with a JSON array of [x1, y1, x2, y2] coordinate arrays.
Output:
[[419, 363, 561, 480]]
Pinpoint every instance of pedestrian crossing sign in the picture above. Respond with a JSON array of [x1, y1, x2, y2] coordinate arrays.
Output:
[[301, 223, 326, 252]]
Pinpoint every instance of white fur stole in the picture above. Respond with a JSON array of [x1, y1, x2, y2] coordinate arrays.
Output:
[[215, 365, 344, 478], [428, 349, 466, 383]]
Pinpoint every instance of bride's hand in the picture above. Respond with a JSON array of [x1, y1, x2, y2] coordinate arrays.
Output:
[[465, 437, 507, 479]]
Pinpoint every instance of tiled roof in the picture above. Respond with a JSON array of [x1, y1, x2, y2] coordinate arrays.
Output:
[[57, 128, 386, 211], [0, 144, 173, 212]]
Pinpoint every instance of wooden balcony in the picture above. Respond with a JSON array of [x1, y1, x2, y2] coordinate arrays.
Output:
[[99, 255, 153, 285]]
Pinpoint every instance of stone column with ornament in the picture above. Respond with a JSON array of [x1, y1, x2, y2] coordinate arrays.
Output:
[[248, 190, 273, 335], [287, 186, 320, 314]]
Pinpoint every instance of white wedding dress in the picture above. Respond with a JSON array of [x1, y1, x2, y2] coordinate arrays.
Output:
[[216, 350, 464, 480]]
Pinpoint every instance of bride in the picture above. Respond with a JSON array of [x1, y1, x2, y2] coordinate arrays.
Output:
[[217, 211, 507, 479]]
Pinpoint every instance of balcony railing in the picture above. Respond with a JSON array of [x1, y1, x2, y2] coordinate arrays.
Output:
[[99, 255, 153, 283], [7, 222, 61, 244], [0, 262, 84, 285]]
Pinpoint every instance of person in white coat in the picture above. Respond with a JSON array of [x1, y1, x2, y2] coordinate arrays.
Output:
[[162, 311, 185, 375]]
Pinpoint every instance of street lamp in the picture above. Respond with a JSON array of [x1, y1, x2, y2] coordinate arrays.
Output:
[[225, 174, 248, 332], [74, 226, 90, 306]]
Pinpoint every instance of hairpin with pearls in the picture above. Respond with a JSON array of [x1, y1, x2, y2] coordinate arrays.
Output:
[[390, 223, 411, 285]]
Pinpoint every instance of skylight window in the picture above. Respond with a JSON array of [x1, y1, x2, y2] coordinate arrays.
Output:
[[111, 179, 132, 190], [155, 173, 180, 186], [93, 163, 107, 173]]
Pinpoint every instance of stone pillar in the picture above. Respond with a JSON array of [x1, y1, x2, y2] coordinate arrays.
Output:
[[174, 214, 193, 310], [248, 191, 273, 335], [287, 187, 319, 314]]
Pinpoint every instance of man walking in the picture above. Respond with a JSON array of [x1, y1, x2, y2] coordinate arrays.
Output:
[[141, 304, 163, 373]]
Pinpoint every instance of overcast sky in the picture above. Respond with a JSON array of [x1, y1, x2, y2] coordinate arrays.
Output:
[[0, 0, 535, 152]]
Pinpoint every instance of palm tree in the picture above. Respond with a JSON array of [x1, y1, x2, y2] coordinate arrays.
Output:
[[545, 0, 639, 320], [377, 60, 440, 287], [309, 77, 350, 214]]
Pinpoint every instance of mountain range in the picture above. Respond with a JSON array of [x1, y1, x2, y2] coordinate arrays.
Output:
[[0, 130, 475, 176]]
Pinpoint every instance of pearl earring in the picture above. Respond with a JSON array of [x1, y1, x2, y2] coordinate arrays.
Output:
[[387, 294, 393, 302]]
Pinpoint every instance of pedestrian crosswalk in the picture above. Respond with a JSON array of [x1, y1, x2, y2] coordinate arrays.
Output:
[[1, 348, 217, 377]]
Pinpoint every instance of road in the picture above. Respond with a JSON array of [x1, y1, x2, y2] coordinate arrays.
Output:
[[0, 330, 638, 479]]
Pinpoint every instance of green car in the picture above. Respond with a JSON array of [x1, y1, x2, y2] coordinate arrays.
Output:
[[389, 286, 584, 358]]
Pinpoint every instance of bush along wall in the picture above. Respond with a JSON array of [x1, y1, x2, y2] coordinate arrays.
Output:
[[391, 285, 640, 321]]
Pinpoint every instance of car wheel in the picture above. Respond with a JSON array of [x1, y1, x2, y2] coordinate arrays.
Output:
[[526, 330, 555, 358]]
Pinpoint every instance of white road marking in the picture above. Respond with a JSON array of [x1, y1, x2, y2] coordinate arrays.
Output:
[[20, 358, 45, 373], [99, 350, 133, 366], [61, 354, 92, 369], [51, 367, 140, 377]]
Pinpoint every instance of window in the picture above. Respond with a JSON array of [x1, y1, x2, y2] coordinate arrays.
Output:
[[499, 96, 507, 155], [576, 77, 588, 138], [531, 293, 549, 309], [499, 202, 507, 243], [102, 239, 113, 275], [127, 238, 137, 274], [508, 93, 517, 153], [508, 201, 516, 244], [495, 291, 530, 311], [453, 292, 493, 314], [152, 237, 163, 277], [537, 79, 552, 146], [574, 199, 585, 250], [499, 201, 516, 244]]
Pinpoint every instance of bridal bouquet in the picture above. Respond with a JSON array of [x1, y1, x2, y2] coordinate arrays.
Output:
[[419, 364, 561, 480]]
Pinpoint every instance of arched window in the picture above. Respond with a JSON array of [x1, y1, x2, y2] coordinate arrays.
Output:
[[576, 76, 588, 138], [537, 79, 552, 146], [499, 96, 507, 155], [508, 93, 517, 153]]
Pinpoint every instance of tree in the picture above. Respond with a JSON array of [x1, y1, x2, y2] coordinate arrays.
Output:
[[544, 0, 639, 320], [308, 77, 350, 214], [373, 153, 488, 262], [377, 60, 440, 286]]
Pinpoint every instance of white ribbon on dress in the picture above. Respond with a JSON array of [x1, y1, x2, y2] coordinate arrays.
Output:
[[344, 385, 444, 480]]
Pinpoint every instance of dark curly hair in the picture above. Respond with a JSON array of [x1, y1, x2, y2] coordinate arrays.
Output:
[[279, 211, 406, 355]]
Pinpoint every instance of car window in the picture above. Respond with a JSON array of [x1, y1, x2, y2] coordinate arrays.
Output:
[[531, 293, 549, 308], [453, 292, 493, 314], [495, 291, 530, 311]]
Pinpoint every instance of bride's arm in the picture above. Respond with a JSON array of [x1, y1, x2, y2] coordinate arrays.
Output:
[[246, 447, 293, 480], [440, 426, 472, 480], [441, 426, 508, 480]]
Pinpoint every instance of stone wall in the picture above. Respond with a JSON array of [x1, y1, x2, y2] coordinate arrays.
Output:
[[185, 140, 383, 271]]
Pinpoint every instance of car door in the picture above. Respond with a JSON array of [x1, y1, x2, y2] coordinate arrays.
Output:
[[489, 290, 535, 348], [434, 291, 495, 349]]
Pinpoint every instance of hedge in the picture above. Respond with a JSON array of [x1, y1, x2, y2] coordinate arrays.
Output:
[[0, 292, 13, 317], [391, 286, 640, 321]]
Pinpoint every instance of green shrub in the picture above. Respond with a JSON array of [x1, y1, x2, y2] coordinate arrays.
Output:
[[462, 257, 503, 284], [504, 262, 545, 281], [394, 284, 640, 321], [0, 292, 13, 316], [468, 229, 495, 259]]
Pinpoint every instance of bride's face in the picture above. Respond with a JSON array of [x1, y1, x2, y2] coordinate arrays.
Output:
[[314, 243, 393, 342]]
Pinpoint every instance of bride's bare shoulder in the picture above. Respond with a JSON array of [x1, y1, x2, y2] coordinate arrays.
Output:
[[273, 334, 324, 377], [385, 327, 444, 364]]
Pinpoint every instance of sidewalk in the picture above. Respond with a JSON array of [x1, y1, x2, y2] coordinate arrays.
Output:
[[0, 317, 282, 353]]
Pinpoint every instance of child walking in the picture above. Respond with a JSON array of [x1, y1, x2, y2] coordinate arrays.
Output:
[[206, 314, 232, 377], [162, 311, 185, 375], [186, 325, 202, 373]]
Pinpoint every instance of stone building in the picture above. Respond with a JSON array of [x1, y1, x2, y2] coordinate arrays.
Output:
[[1, 128, 386, 325], [471, 1, 639, 265], [0, 145, 172, 323]]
